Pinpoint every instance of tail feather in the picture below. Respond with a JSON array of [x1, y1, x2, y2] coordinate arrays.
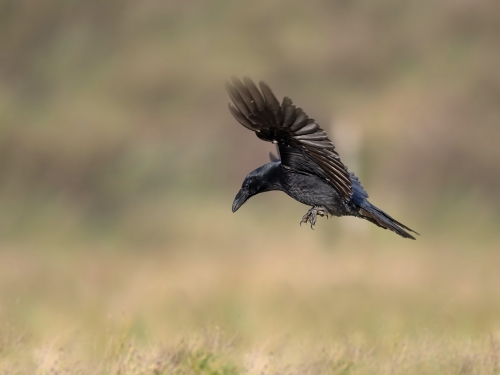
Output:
[[359, 202, 419, 240]]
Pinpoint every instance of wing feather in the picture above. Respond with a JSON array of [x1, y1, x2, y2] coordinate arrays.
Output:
[[243, 77, 266, 111], [289, 109, 308, 131], [231, 77, 257, 113], [295, 132, 328, 141], [228, 104, 259, 131], [259, 81, 283, 124], [226, 84, 251, 117], [299, 139, 334, 149], [294, 122, 319, 135], [282, 97, 296, 127]]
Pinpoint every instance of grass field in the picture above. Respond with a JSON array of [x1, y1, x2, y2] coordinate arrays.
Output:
[[1, 1, 499, 373], [1, 202, 499, 374]]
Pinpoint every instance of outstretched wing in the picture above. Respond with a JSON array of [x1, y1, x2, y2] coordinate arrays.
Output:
[[226, 77, 353, 200]]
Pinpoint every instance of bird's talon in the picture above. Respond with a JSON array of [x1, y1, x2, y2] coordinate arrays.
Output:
[[300, 206, 327, 229]]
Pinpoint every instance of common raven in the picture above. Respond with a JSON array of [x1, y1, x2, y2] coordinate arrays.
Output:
[[227, 77, 418, 239]]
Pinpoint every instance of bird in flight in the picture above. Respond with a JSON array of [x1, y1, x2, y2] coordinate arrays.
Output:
[[226, 77, 418, 239]]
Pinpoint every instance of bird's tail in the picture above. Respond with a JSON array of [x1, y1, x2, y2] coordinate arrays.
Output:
[[358, 201, 418, 240]]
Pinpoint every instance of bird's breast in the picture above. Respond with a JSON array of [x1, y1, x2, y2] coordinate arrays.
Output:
[[281, 171, 346, 216]]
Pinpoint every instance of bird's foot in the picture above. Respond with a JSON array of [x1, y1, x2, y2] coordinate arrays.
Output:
[[300, 206, 329, 229]]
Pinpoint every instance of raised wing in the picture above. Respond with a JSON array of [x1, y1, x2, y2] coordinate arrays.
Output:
[[226, 77, 353, 200]]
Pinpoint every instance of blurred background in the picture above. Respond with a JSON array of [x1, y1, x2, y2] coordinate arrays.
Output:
[[1, 0, 499, 372]]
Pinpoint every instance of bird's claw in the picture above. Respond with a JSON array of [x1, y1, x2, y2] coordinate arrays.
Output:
[[300, 207, 328, 229]]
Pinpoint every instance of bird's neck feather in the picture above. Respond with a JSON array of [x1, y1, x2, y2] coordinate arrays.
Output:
[[257, 161, 285, 192]]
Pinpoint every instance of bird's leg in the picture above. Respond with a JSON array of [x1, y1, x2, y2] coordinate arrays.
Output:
[[300, 206, 329, 229], [300, 208, 316, 229]]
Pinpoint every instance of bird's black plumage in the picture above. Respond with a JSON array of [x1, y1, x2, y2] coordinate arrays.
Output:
[[227, 77, 418, 239]]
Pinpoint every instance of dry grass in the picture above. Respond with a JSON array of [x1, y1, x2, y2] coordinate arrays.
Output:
[[1, 211, 499, 374]]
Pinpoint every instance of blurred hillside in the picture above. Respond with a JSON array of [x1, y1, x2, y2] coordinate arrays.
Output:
[[0, 0, 499, 246]]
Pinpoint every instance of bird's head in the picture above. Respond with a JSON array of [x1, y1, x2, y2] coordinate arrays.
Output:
[[232, 173, 262, 213], [232, 165, 275, 213]]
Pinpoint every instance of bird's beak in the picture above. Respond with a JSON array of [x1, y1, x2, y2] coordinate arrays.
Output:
[[232, 188, 249, 213]]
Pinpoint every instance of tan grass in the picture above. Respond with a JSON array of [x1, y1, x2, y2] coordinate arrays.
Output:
[[1, 231, 499, 374]]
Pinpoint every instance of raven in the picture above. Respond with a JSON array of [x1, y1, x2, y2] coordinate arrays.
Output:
[[227, 77, 418, 239]]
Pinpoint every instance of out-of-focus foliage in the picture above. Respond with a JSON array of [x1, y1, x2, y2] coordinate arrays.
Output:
[[1, 0, 499, 244]]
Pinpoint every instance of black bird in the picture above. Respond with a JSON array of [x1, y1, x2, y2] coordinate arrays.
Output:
[[227, 77, 418, 239]]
